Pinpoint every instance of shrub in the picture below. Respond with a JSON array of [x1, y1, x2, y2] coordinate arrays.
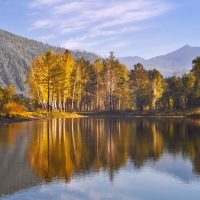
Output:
[[2, 102, 27, 114]]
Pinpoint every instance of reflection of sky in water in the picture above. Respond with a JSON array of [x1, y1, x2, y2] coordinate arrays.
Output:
[[3, 163, 200, 200], [146, 153, 198, 183], [3, 156, 200, 200]]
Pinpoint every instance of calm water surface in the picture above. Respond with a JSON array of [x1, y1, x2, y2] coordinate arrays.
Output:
[[0, 117, 200, 200]]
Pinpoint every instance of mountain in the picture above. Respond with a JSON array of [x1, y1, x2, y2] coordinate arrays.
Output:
[[117, 56, 146, 64], [0, 29, 99, 95], [118, 45, 200, 77]]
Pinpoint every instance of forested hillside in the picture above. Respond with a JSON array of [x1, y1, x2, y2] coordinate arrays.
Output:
[[0, 29, 99, 95]]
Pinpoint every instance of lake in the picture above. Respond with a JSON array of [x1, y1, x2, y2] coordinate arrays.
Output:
[[0, 117, 200, 200]]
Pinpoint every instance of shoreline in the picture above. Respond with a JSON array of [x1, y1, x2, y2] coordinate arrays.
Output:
[[1, 114, 200, 125], [0, 115, 88, 125], [0, 117, 41, 125]]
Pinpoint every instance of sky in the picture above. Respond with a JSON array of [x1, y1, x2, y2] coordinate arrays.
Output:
[[0, 0, 200, 59]]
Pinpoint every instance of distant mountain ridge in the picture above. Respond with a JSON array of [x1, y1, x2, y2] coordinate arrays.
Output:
[[118, 45, 200, 77], [0, 29, 99, 95]]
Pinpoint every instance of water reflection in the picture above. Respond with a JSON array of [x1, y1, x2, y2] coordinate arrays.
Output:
[[1, 117, 200, 198], [29, 118, 128, 182], [0, 122, 40, 197], [27, 117, 200, 182]]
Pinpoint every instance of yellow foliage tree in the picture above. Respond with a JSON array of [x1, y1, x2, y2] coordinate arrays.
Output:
[[26, 50, 75, 112]]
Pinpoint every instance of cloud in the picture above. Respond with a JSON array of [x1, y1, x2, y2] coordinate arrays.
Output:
[[60, 37, 98, 50], [29, 19, 54, 30], [29, 0, 65, 8], [28, 0, 172, 53], [39, 34, 55, 40], [121, 27, 142, 33], [29, 0, 171, 32], [111, 41, 129, 48], [89, 26, 143, 38]]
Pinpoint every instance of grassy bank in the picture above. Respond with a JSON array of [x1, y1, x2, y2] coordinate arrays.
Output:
[[1, 109, 200, 125], [0, 111, 84, 124]]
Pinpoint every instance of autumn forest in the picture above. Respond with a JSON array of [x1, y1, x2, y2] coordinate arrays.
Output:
[[1, 49, 200, 115]]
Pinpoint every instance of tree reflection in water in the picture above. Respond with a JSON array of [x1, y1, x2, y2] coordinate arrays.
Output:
[[27, 117, 200, 182]]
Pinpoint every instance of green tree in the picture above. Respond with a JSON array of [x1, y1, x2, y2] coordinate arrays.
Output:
[[103, 52, 129, 111], [181, 73, 196, 109], [191, 56, 200, 81], [163, 77, 184, 110], [129, 63, 148, 111], [113, 63, 130, 110]]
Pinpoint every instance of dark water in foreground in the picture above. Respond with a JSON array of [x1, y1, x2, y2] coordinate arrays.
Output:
[[0, 117, 200, 200]]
